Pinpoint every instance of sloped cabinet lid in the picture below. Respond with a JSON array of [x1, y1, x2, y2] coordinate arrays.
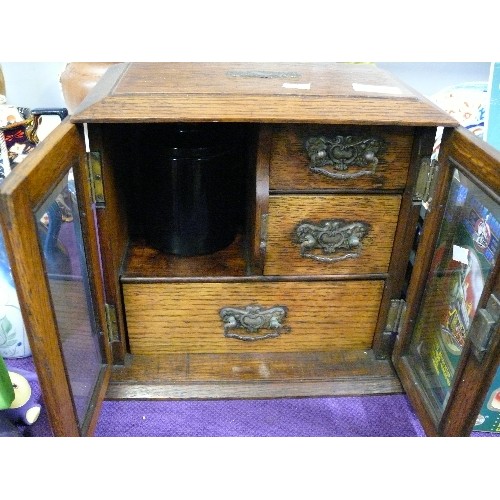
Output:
[[70, 62, 458, 126]]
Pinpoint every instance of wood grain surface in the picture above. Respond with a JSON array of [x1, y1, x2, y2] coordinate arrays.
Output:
[[123, 235, 248, 279], [70, 63, 457, 126], [444, 126, 500, 194], [106, 350, 403, 399], [269, 124, 413, 191], [123, 280, 384, 354], [264, 194, 401, 275]]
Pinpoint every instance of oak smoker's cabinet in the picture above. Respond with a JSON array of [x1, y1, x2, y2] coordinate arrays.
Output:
[[1, 63, 499, 437]]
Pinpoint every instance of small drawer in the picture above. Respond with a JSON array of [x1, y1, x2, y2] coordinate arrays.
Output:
[[264, 194, 401, 276], [123, 280, 383, 355], [269, 124, 414, 191]]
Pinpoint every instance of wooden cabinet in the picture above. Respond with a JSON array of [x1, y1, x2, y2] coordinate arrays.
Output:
[[0, 63, 498, 436]]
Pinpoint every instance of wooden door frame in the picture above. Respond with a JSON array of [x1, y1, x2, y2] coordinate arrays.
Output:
[[0, 120, 110, 436], [392, 126, 500, 436]]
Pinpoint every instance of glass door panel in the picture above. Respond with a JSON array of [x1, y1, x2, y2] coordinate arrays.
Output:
[[35, 168, 103, 427], [406, 165, 499, 421]]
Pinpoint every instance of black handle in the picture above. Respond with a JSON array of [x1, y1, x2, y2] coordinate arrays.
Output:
[[31, 108, 69, 121]]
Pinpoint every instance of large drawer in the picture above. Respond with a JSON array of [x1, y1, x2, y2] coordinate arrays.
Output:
[[269, 124, 414, 191], [264, 194, 401, 276], [123, 280, 383, 355]]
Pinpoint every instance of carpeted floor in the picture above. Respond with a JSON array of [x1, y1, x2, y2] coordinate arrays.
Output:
[[4, 356, 499, 437], [93, 394, 427, 437]]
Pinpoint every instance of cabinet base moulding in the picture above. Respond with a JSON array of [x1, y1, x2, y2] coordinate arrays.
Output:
[[106, 350, 403, 399]]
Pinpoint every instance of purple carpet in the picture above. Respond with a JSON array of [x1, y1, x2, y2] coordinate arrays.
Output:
[[4, 356, 499, 437], [93, 394, 426, 437]]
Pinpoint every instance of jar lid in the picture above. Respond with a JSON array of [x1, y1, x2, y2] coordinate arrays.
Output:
[[160, 124, 243, 160]]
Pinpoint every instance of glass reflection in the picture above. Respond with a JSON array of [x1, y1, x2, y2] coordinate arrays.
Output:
[[407, 168, 500, 418], [35, 168, 102, 428]]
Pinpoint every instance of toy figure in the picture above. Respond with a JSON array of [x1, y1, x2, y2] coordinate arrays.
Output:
[[0, 367, 41, 425]]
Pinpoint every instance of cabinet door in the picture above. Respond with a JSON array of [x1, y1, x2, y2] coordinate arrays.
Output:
[[0, 121, 110, 436], [393, 126, 500, 436]]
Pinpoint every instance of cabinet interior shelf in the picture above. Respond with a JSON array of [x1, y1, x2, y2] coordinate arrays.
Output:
[[121, 235, 248, 280], [107, 350, 402, 399]]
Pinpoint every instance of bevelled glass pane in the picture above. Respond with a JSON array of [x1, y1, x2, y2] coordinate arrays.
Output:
[[407, 167, 500, 420], [35, 168, 102, 428]]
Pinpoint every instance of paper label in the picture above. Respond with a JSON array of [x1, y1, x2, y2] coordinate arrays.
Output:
[[282, 82, 311, 90], [452, 244, 469, 265], [352, 83, 403, 95]]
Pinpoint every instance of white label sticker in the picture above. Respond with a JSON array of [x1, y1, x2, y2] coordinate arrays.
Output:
[[352, 83, 403, 95], [452, 245, 470, 265], [283, 82, 311, 90]]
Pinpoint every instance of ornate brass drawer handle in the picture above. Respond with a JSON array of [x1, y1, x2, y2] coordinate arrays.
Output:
[[305, 135, 385, 179], [219, 305, 290, 341], [294, 219, 370, 263]]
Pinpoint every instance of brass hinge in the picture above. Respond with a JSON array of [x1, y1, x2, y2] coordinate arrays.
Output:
[[105, 303, 120, 343], [385, 299, 407, 335], [414, 157, 439, 211], [377, 299, 407, 359], [87, 151, 105, 207], [260, 213, 268, 255], [470, 294, 500, 362]]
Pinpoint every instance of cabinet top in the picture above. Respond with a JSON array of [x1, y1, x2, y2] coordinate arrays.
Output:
[[70, 62, 457, 126]]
